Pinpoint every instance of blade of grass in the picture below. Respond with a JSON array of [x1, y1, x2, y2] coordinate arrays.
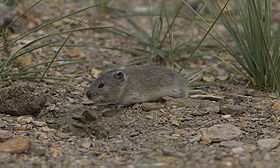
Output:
[[40, 16, 85, 81], [179, 0, 230, 73], [1, 76, 68, 81], [0, 0, 43, 34], [4, 0, 111, 48]]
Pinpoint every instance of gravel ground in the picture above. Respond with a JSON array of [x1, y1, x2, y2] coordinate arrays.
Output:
[[0, 0, 280, 167]]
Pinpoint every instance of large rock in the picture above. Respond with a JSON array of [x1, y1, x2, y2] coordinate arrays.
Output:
[[0, 137, 31, 154]]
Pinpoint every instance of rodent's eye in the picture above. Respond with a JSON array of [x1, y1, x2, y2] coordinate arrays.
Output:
[[98, 83, 104, 88]]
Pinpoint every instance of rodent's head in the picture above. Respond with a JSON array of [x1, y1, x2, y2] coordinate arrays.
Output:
[[86, 70, 127, 104]]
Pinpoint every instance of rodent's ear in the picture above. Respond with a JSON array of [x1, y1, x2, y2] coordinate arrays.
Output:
[[113, 71, 126, 82]]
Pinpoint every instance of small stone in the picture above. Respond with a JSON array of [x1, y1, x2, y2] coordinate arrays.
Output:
[[242, 144, 257, 152], [217, 75, 228, 81], [66, 97, 75, 104], [17, 116, 33, 124], [220, 140, 242, 148], [257, 139, 280, 149], [41, 127, 51, 132], [0, 137, 31, 153], [222, 157, 233, 166], [219, 105, 246, 115], [200, 136, 211, 144], [39, 132, 48, 139], [171, 134, 181, 137], [32, 121, 47, 127], [202, 124, 242, 142], [203, 76, 215, 82], [46, 119, 56, 124], [145, 115, 154, 119], [221, 115, 232, 120], [255, 106, 264, 110], [129, 131, 140, 137], [65, 48, 81, 58], [81, 138, 92, 149], [0, 130, 13, 141], [272, 103, 280, 111], [171, 120, 181, 126], [90, 68, 102, 78], [81, 100, 95, 105], [77, 159, 90, 167], [17, 54, 32, 66], [232, 146, 244, 153], [190, 135, 202, 143], [183, 99, 220, 116]]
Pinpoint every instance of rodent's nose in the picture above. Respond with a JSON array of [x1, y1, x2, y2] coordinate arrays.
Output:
[[86, 89, 92, 99]]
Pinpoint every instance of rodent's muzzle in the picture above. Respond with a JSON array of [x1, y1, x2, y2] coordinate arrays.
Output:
[[86, 89, 93, 99], [86, 88, 100, 102]]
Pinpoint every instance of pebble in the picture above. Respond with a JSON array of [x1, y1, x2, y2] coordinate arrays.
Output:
[[221, 115, 232, 120], [0, 137, 31, 153], [17, 116, 33, 124], [0, 130, 13, 141], [272, 103, 280, 111], [217, 75, 229, 81], [39, 133, 48, 139], [219, 140, 242, 148], [219, 105, 246, 115], [189, 99, 220, 115], [203, 76, 215, 82], [200, 136, 211, 144], [232, 146, 244, 153], [81, 100, 95, 105], [171, 120, 181, 126], [222, 157, 233, 166], [32, 121, 47, 127], [257, 139, 280, 149], [202, 124, 242, 142], [90, 68, 102, 78], [41, 127, 51, 132], [81, 138, 92, 149], [242, 144, 257, 152], [129, 131, 140, 137]]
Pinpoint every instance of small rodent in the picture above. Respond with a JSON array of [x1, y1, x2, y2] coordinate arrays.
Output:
[[86, 66, 189, 105]]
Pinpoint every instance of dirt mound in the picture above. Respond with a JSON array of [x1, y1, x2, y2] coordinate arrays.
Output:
[[0, 85, 46, 116]]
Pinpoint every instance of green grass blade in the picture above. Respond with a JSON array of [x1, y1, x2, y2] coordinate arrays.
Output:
[[6, 0, 111, 47], [179, 0, 230, 73], [0, 0, 43, 34], [39, 16, 85, 81]]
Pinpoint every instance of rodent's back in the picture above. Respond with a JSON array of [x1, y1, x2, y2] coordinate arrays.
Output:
[[86, 66, 189, 105]]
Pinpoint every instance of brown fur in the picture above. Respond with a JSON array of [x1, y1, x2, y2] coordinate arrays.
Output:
[[86, 66, 189, 105]]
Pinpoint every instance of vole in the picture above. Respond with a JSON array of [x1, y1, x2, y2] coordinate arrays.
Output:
[[86, 66, 189, 106]]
